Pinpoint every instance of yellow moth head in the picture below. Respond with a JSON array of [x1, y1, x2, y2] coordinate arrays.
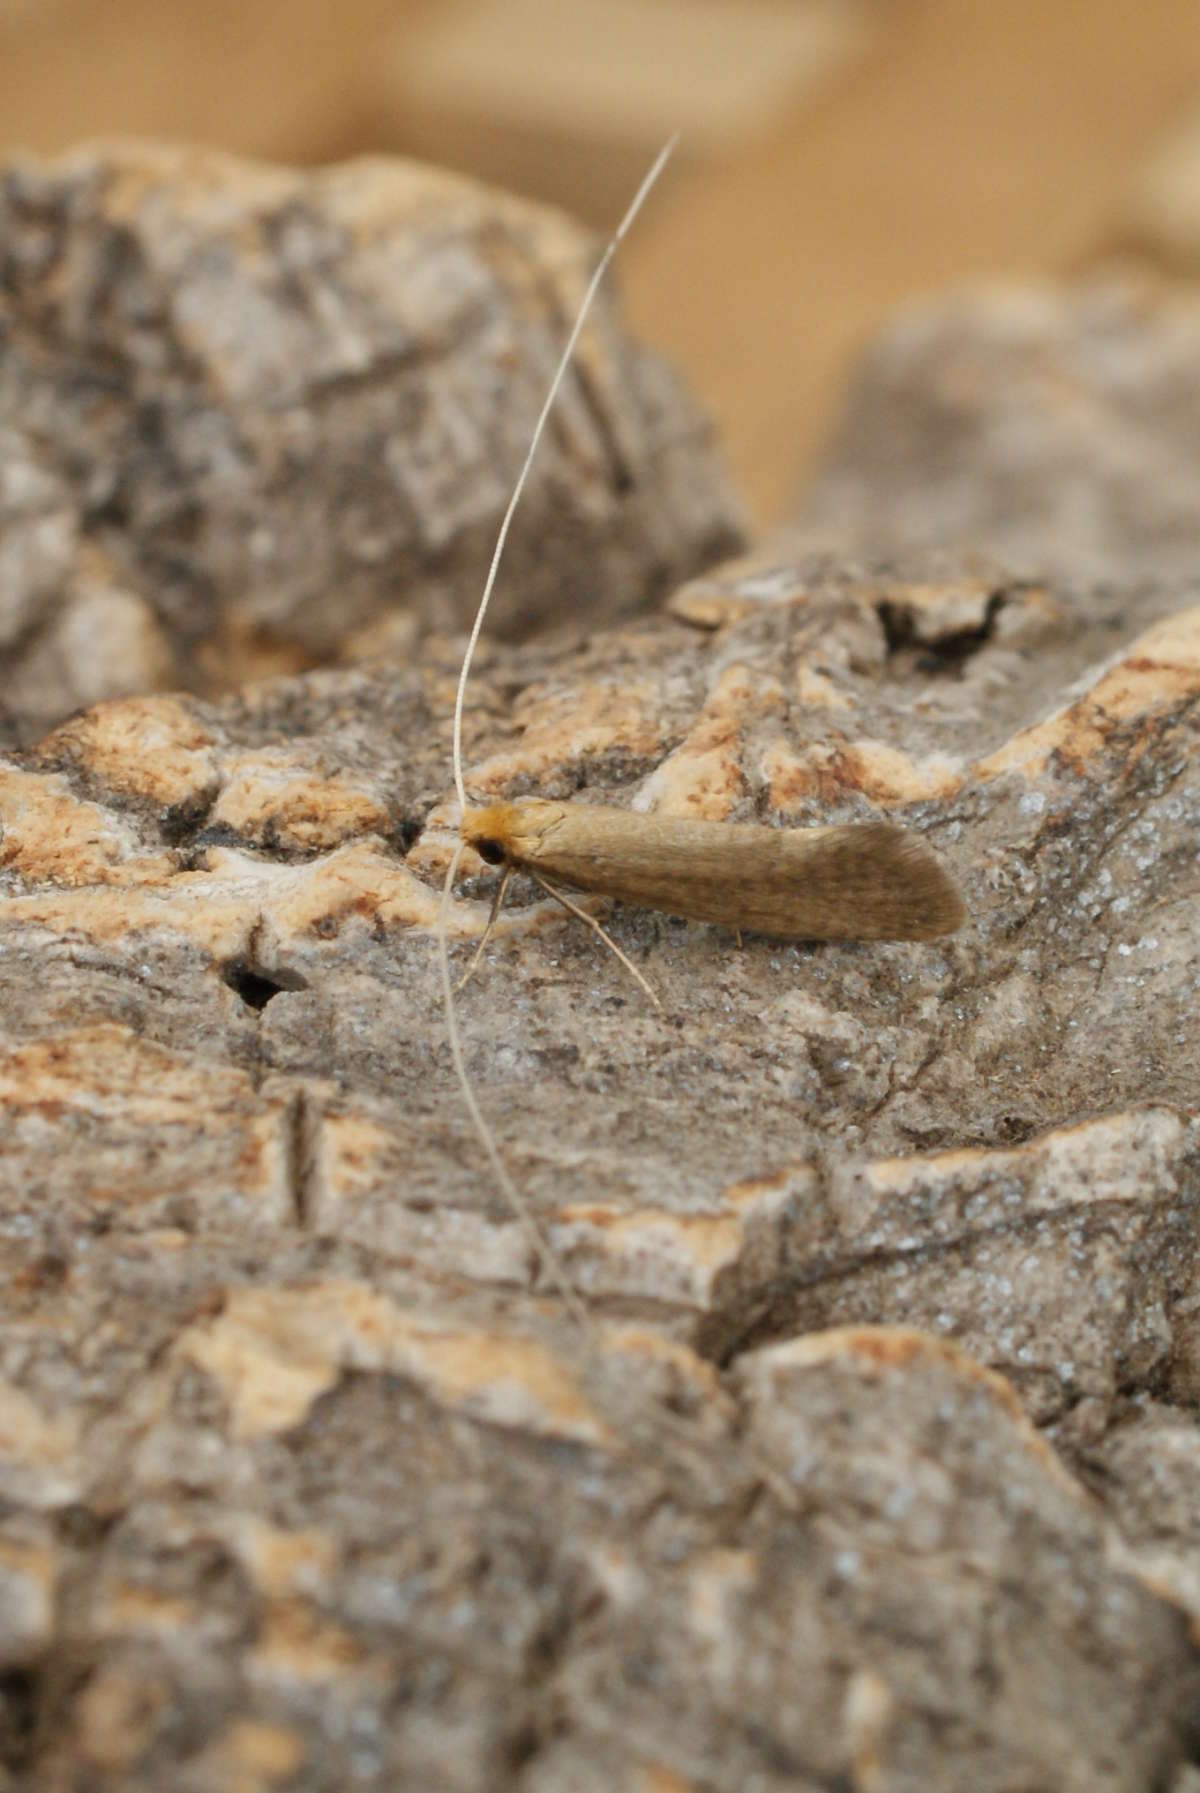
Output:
[[461, 799, 565, 866]]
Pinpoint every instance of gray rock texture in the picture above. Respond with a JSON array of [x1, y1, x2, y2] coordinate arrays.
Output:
[[4, 544, 1200, 1789], [6, 136, 1200, 1793], [0, 141, 741, 739], [795, 278, 1200, 585]]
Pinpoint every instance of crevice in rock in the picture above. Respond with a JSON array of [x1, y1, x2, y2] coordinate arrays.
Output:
[[284, 1084, 322, 1229], [877, 586, 1006, 670], [159, 782, 221, 846], [220, 960, 308, 1011], [221, 914, 311, 1013], [0, 1667, 42, 1776], [387, 810, 425, 857], [697, 1190, 1187, 1371]]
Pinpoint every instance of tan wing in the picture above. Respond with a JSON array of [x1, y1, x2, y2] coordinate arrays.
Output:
[[463, 801, 965, 942]]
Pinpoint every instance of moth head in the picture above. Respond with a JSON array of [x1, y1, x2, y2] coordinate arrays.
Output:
[[461, 801, 520, 867], [461, 798, 564, 866]]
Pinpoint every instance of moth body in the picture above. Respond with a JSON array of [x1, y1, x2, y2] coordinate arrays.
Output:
[[437, 140, 970, 1329], [462, 799, 965, 943]]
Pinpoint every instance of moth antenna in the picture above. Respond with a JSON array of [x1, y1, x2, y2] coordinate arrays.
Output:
[[451, 132, 679, 814], [456, 865, 513, 992], [529, 871, 661, 1009], [438, 139, 677, 1332], [438, 844, 593, 1333]]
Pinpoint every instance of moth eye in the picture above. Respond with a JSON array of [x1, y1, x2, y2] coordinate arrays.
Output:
[[474, 838, 506, 866]]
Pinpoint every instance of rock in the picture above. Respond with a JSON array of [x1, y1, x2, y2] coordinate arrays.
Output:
[[1081, 1402, 1200, 1622], [0, 141, 742, 740], [1122, 102, 1200, 273], [4, 548, 1200, 1787], [794, 278, 1200, 585]]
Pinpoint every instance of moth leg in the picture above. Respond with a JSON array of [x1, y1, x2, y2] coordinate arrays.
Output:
[[456, 866, 513, 993], [529, 872, 661, 1010]]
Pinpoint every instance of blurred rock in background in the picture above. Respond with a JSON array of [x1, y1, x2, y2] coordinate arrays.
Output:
[[4, 0, 1199, 525], [793, 277, 1200, 585], [0, 140, 741, 738], [1121, 96, 1200, 273]]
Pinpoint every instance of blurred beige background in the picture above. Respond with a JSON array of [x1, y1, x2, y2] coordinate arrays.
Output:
[[4, 0, 1199, 525]]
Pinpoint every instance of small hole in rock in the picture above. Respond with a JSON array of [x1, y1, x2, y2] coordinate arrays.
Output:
[[221, 960, 308, 1011], [0, 1668, 41, 1769], [878, 588, 1005, 671]]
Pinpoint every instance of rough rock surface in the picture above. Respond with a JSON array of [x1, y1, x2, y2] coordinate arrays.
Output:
[[4, 548, 1200, 1789], [794, 278, 1200, 585], [0, 141, 741, 739]]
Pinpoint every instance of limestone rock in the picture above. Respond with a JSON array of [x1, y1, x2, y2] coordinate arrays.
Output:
[[795, 278, 1200, 585], [1122, 102, 1200, 273], [4, 549, 1200, 1787], [0, 141, 742, 739]]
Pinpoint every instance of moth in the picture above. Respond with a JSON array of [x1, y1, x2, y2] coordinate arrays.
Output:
[[435, 139, 965, 1320], [461, 800, 965, 946]]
